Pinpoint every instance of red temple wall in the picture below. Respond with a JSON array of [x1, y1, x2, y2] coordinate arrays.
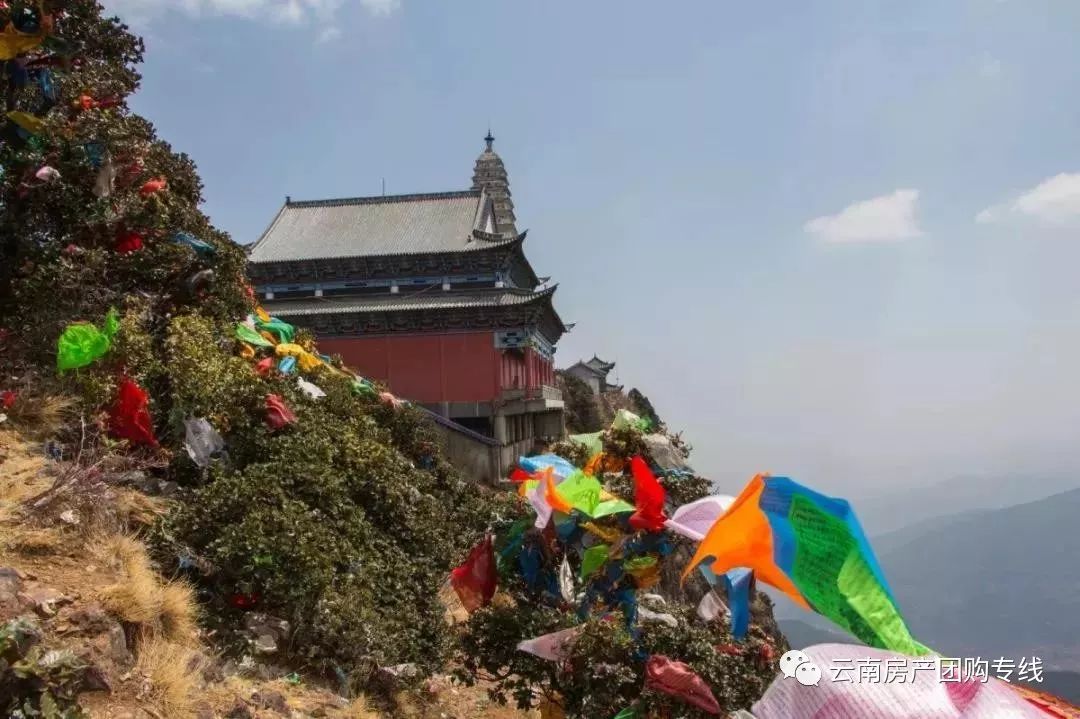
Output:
[[318, 332, 497, 403], [316, 332, 556, 403]]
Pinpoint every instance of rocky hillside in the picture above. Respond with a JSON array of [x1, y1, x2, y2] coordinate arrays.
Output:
[[0, 4, 785, 717], [0, 428, 538, 718]]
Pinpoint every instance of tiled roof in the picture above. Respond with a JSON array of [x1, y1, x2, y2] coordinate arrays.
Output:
[[585, 356, 615, 372], [248, 190, 512, 263], [263, 286, 558, 317]]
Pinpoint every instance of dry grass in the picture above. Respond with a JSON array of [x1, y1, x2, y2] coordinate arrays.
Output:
[[114, 488, 166, 529], [345, 695, 382, 718], [97, 534, 200, 643], [98, 534, 163, 626], [5, 395, 77, 440], [136, 636, 208, 719], [9, 527, 65, 555], [160, 580, 199, 645], [0, 431, 53, 553], [0, 431, 48, 506]]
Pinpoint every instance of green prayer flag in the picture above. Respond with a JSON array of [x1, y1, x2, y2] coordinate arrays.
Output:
[[557, 471, 602, 515], [255, 317, 296, 344], [593, 496, 635, 518], [581, 544, 609, 580], [612, 707, 637, 719], [350, 379, 374, 396], [623, 556, 657, 572], [568, 431, 603, 457], [611, 409, 641, 431], [56, 308, 120, 372], [235, 322, 274, 348], [102, 308, 120, 338], [788, 494, 931, 655]]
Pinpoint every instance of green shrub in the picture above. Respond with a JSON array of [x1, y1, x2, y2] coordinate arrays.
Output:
[[456, 601, 784, 718], [455, 423, 783, 718], [1, 617, 90, 718]]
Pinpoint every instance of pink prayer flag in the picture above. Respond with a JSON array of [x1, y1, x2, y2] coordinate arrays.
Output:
[[516, 626, 582, 662], [645, 655, 721, 715], [665, 495, 736, 542], [752, 644, 1051, 719]]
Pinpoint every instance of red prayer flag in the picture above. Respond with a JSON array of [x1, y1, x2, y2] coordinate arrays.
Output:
[[139, 177, 167, 197], [1, 390, 16, 409], [228, 593, 260, 609], [254, 357, 274, 376], [115, 229, 143, 254], [108, 378, 158, 447], [264, 394, 296, 430], [644, 655, 721, 715], [450, 533, 497, 613], [509, 467, 531, 483], [629, 456, 667, 532]]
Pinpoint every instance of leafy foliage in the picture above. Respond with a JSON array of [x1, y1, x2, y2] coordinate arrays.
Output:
[[556, 371, 604, 433], [627, 388, 662, 430], [1, 617, 90, 718], [455, 584, 785, 718], [0, 0, 495, 688], [156, 318, 497, 677], [456, 424, 786, 718]]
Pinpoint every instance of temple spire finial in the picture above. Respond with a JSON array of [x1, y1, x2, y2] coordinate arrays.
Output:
[[472, 131, 516, 237]]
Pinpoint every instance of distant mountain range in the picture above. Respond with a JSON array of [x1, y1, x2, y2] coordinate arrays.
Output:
[[773, 486, 1080, 682], [853, 472, 1079, 535]]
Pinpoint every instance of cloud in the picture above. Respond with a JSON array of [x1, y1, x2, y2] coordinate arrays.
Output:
[[804, 189, 923, 244], [101, 0, 398, 29], [979, 53, 1002, 78], [359, 0, 400, 16], [316, 25, 343, 43], [976, 173, 1080, 225]]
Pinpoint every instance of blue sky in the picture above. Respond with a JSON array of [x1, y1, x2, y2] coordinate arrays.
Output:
[[105, 0, 1080, 500]]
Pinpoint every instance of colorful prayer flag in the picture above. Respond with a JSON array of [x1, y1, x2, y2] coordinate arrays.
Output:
[[685, 474, 930, 655]]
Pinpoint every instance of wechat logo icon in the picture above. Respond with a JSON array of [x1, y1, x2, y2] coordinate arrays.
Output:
[[779, 649, 822, 687]]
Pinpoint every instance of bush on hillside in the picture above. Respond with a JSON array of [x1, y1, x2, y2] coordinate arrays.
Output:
[[628, 388, 663, 430], [0, 0, 495, 688], [556, 371, 604, 433], [1, 616, 91, 718], [457, 424, 786, 718]]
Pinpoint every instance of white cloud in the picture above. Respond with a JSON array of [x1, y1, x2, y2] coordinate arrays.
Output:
[[316, 25, 342, 43], [804, 189, 924, 244], [976, 173, 1080, 225], [101, 0, 398, 30], [359, 0, 400, 16], [979, 53, 1002, 78]]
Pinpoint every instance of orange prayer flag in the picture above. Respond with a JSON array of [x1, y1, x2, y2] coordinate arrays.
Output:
[[543, 468, 573, 515], [682, 473, 809, 609]]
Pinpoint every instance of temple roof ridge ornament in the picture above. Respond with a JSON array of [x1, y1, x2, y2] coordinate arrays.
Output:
[[284, 189, 480, 208], [472, 228, 528, 244]]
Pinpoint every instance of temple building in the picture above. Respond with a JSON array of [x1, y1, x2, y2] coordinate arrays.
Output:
[[247, 135, 567, 478], [565, 356, 620, 395]]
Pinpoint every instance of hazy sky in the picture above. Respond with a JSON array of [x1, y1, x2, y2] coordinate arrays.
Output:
[[104, 0, 1080, 499]]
